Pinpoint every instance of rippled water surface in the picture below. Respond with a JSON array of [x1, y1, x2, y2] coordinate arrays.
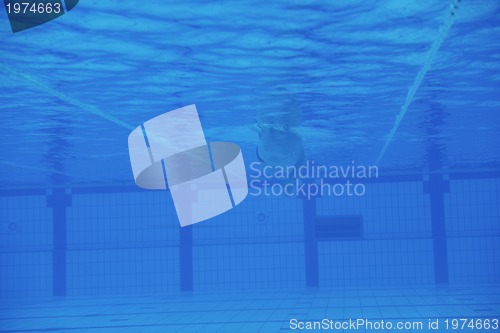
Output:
[[0, 0, 499, 187]]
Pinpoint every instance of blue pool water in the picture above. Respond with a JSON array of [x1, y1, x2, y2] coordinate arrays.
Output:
[[0, 0, 499, 332]]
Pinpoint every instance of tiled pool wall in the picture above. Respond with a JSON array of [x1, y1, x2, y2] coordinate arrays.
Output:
[[1, 174, 499, 299]]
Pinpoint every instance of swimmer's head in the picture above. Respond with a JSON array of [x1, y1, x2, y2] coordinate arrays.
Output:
[[253, 98, 305, 168], [256, 125, 304, 168]]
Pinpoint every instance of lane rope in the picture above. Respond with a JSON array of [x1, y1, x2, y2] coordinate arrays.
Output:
[[375, 0, 461, 165]]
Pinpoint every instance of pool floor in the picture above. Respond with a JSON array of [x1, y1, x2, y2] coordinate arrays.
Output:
[[1, 286, 499, 332]]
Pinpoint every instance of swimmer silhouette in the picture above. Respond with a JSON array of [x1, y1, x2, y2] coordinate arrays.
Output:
[[253, 100, 305, 169], [255, 125, 305, 168]]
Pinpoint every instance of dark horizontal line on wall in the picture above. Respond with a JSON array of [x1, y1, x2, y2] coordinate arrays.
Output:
[[450, 170, 500, 180], [2, 233, 499, 255], [71, 186, 144, 194], [0, 188, 46, 197], [1, 169, 499, 197]]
